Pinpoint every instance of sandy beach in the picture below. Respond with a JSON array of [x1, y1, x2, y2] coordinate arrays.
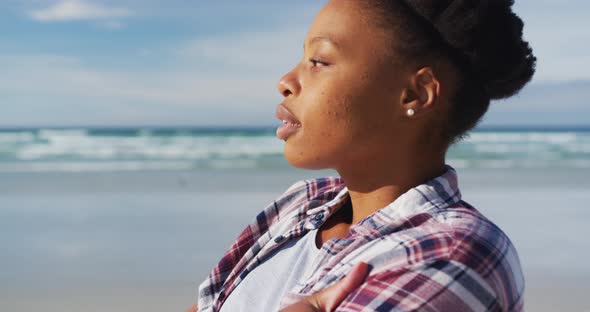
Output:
[[1, 167, 589, 311]]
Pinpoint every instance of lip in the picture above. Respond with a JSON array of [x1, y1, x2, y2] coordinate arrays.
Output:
[[275, 103, 301, 125], [275, 103, 302, 140]]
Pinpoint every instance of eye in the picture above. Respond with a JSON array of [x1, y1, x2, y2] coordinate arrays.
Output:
[[309, 58, 328, 68]]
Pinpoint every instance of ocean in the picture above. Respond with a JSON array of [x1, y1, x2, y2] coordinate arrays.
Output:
[[1, 126, 590, 173], [1, 126, 588, 311]]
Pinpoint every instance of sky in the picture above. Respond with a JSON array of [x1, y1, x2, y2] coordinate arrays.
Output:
[[0, 0, 588, 128]]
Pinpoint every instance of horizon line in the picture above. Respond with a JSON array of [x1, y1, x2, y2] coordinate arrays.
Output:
[[1, 124, 590, 131]]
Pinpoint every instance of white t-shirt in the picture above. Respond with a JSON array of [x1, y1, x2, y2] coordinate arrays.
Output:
[[219, 228, 322, 312]]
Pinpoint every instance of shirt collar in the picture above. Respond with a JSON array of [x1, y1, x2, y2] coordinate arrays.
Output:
[[303, 164, 462, 231]]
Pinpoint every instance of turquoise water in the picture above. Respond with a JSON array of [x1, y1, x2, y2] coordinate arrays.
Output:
[[0, 126, 589, 172]]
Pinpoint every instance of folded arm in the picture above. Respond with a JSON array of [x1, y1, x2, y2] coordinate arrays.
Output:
[[281, 258, 500, 312], [336, 259, 499, 311]]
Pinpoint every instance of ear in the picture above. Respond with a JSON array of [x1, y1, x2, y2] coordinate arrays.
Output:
[[399, 67, 440, 118]]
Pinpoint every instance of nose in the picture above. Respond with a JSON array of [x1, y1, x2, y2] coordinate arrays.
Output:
[[277, 67, 300, 98]]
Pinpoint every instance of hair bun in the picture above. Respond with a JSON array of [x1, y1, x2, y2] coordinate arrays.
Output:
[[402, 0, 537, 99]]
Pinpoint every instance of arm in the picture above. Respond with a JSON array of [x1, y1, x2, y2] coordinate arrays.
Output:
[[336, 259, 499, 312], [281, 259, 499, 312]]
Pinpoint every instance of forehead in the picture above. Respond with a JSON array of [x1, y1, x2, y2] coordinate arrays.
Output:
[[305, 0, 386, 51]]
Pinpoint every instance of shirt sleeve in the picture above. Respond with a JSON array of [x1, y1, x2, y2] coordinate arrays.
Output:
[[335, 258, 503, 312]]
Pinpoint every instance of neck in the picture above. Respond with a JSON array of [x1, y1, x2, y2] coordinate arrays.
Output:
[[335, 149, 446, 225]]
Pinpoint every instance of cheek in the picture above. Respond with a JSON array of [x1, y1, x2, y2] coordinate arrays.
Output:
[[283, 94, 356, 168], [309, 76, 390, 141], [307, 91, 356, 139], [301, 98, 371, 167], [284, 67, 396, 168], [350, 74, 397, 135]]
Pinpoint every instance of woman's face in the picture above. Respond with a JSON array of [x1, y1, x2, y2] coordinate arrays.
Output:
[[276, 0, 413, 171]]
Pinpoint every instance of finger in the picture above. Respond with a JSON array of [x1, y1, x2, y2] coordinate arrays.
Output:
[[316, 262, 371, 312], [186, 304, 198, 312]]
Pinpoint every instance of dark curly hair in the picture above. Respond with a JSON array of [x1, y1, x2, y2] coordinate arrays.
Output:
[[363, 0, 537, 146]]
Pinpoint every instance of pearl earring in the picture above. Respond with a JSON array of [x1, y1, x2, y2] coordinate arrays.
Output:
[[407, 108, 415, 117]]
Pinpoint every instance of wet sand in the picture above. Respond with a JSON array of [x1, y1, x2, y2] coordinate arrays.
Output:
[[1, 167, 588, 311]]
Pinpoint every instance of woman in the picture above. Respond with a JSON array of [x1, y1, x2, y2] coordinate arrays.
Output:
[[191, 0, 536, 311]]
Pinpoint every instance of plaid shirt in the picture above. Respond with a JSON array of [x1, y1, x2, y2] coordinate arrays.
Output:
[[197, 164, 525, 311]]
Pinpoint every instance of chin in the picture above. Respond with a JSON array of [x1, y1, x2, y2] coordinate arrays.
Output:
[[283, 144, 331, 170]]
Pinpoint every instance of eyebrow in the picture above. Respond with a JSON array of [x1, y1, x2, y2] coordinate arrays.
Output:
[[304, 36, 340, 50]]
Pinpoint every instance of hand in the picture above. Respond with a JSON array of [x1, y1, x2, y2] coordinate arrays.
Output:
[[279, 262, 370, 312], [186, 304, 197, 312]]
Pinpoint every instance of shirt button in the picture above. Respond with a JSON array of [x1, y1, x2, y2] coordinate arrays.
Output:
[[274, 235, 285, 243], [314, 212, 325, 221]]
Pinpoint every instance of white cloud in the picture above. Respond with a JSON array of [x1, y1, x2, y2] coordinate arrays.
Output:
[[0, 24, 313, 126], [513, 1, 590, 83], [176, 28, 305, 73], [6, 0, 590, 126], [2, 22, 588, 127], [97, 20, 125, 30], [0, 54, 274, 105], [5, 1, 321, 126], [29, 0, 131, 22], [0, 51, 284, 126]]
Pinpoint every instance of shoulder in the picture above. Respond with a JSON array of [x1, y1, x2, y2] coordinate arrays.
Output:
[[355, 199, 524, 310], [438, 200, 523, 273], [434, 199, 526, 310]]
